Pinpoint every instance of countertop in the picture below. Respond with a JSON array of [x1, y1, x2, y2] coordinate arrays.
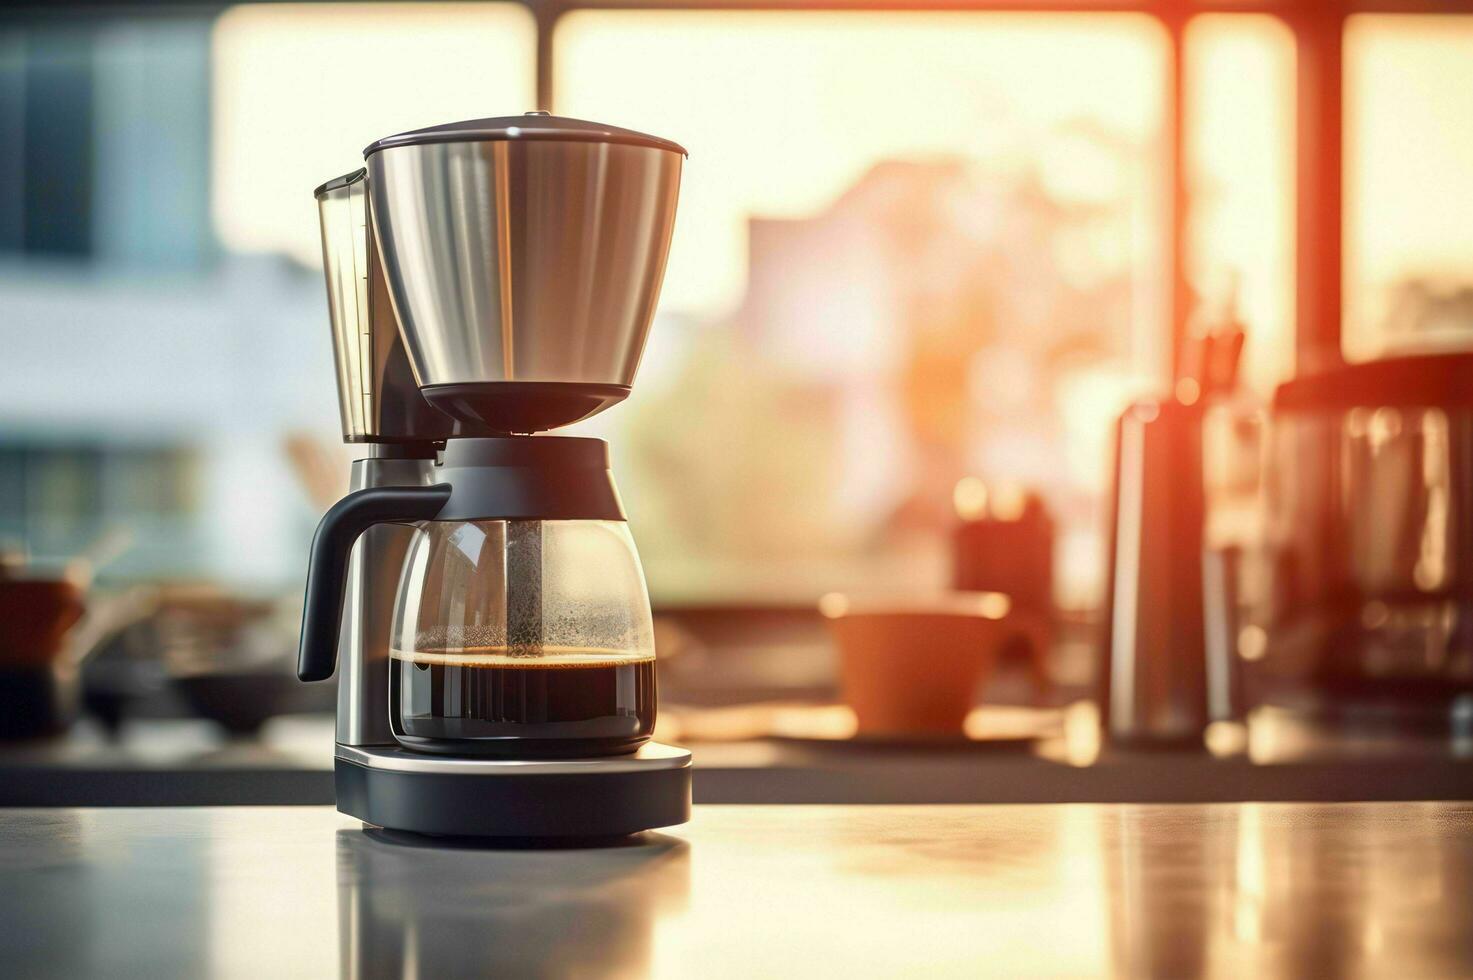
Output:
[[2, 802, 1470, 978], [2, 709, 1470, 807]]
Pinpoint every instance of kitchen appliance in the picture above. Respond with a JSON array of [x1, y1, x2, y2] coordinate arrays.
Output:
[[299, 113, 691, 838], [1099, 324, 1248, 747], [1099, 398, 1211, 746], [1250, 353, 1473, 726]]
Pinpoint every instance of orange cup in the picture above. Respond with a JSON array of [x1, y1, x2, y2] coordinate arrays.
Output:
[[823, 593, 1025, 736]]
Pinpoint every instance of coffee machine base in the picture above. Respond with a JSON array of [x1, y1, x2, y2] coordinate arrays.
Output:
[[334, 742, 691, 839]]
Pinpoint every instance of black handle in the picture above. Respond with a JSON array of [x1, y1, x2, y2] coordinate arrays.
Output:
[[297, 484, 451, 682]]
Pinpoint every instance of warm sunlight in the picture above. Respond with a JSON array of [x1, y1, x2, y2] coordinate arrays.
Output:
[[211, 2, 535, 266], [554, 11, 1168, 321], [1185, 15, 1296, 394], [1345, 15, 1473, 361]]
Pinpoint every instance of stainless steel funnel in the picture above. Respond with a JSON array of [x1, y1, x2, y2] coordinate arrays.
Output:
[[364, 113, 686, 433]]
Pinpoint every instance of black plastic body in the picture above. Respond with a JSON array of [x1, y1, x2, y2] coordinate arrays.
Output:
[[434, 436, 625, 521], [422, 382, 631, 436], [297, 484, 452, 682], [335, 758, 691, 838], [1275, 351, 1473, 410]]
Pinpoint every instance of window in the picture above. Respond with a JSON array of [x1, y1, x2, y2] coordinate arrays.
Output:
[[1, 2, 1466, 602], [1344, 15, 1473, 362], [212, 2, 536, 265], [556, 12, 1169, 605], [1185, 14, 1295, 395]]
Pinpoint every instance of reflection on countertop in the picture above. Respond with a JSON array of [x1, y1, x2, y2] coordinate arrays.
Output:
[[0, 706, 1469, 807], [340, 827, 691, 979], [0, 803, 1469, 978]]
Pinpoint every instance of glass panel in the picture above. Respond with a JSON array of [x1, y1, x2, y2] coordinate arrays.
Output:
[[1345, 15, 1473, 362], [556, 12, 1169, 608], [315, 174, 373, 439], [391, 520, 655, 661], [212, 2, 536, 266]]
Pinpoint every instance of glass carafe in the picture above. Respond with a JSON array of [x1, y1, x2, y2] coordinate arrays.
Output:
[[389, 519, 656, 757]]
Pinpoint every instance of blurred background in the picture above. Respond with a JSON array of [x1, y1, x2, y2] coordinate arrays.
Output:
[[1, 0, 1471, 777]]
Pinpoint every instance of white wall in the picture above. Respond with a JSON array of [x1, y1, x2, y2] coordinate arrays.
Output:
[[0, 255, 343, 587]]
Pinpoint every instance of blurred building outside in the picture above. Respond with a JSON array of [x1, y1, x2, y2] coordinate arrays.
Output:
[[626, 148, 1149, 609]]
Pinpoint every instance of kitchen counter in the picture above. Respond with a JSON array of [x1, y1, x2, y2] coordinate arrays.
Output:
[[2, 710, 1470, 807], [2, 802, 1470, 977]]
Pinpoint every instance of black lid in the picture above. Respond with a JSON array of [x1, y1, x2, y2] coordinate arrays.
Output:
[[313, 168, 366, 200], [1274, 352, 1473, 411], [435, 436, 625, 522], [364, 111, 687, 158]]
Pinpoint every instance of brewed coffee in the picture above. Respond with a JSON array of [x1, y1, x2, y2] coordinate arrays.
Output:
[[390, 647, 656, 757]]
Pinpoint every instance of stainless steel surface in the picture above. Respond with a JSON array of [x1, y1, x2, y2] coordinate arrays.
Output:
[[336, 456, 435, 747], [368, 138, 682, 390], [4, 711, 1473, 807], [314, 172, 451, 443], [1104, 401, 1211, 744], [2, 803, 1470, 977], [336, 740, 689, 775]]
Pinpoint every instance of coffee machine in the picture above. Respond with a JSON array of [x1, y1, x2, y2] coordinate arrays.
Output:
[[299, 113, 690, 838]]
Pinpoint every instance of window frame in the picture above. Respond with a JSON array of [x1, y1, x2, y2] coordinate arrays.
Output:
[[527, 0, 1471, 378]]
